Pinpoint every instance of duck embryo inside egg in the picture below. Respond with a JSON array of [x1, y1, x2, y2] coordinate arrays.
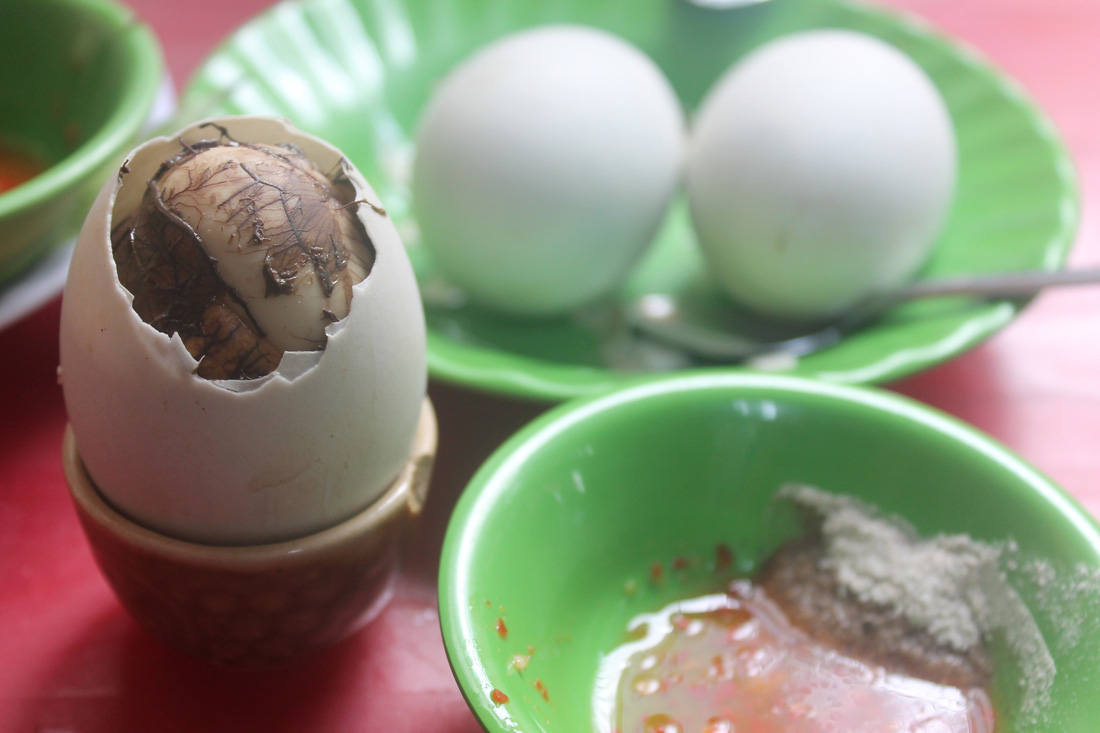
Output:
[[113, 126, 375, 379]]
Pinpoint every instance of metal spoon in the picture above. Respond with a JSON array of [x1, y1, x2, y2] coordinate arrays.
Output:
[[624, 266, 1100, 363]]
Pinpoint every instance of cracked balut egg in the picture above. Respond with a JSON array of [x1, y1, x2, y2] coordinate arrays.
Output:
[[59, 116, 427, 545]]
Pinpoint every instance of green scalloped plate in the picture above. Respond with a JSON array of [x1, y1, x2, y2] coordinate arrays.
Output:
[[177, 0, 1078, 402]]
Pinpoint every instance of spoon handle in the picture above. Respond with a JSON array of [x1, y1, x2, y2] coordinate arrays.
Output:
[[899, 265, 1100, 300], [626, 264, 1100, 365]]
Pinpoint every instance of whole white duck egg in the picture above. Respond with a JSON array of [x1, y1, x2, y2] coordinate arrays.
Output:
[[687, 29, 958, 320], [412, 25, 685, 316]]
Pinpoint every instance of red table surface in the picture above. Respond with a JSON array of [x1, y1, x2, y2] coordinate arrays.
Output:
[[3, 1, 1099, 731]]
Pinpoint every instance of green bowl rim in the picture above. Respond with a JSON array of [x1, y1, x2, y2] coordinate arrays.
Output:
[[0, 0, 165, 219], [438, 371, 1100, 729]]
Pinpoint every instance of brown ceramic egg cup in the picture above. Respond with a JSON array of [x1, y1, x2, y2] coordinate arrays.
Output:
[[62, 399, 436, 667]]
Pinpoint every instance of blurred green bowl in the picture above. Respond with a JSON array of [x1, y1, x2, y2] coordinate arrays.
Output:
[[0, 0, 164, 283], [439, 373, 1100, 732]]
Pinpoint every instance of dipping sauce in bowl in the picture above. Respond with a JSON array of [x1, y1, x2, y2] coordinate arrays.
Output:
[[0, 140, 44, 194], [604, 582, 992, 733], [598, 485, 1008, 733]]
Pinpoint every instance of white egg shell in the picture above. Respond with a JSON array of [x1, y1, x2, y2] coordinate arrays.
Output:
[[412, 25, 685, 316], [59, 116, 427, 546], [687, 29, 958, 320]]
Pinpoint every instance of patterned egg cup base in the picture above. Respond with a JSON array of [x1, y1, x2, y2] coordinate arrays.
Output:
[[62, 398, 437, 667]]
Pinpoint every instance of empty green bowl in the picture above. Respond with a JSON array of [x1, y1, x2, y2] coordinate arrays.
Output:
[[0, 0, 164, 282], [439, 373, 1100, 732]]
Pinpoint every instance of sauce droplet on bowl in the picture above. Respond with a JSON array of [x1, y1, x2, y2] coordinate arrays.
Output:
[[0, 140, 44, 194]]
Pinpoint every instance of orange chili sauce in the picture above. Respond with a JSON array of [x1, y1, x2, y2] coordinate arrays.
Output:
[[0, 141, 45, 194], [602, 581, 995, 733]]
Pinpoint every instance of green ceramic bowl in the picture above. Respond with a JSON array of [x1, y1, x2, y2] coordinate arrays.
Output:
[[0, 0, 164, 283], [179, 0, 1077, 400], [439, 373, 1100, 732]]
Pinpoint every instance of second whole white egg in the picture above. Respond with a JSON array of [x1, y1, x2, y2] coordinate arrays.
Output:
[[686, 29, 958, 321], [412, 25, 685, 317]]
